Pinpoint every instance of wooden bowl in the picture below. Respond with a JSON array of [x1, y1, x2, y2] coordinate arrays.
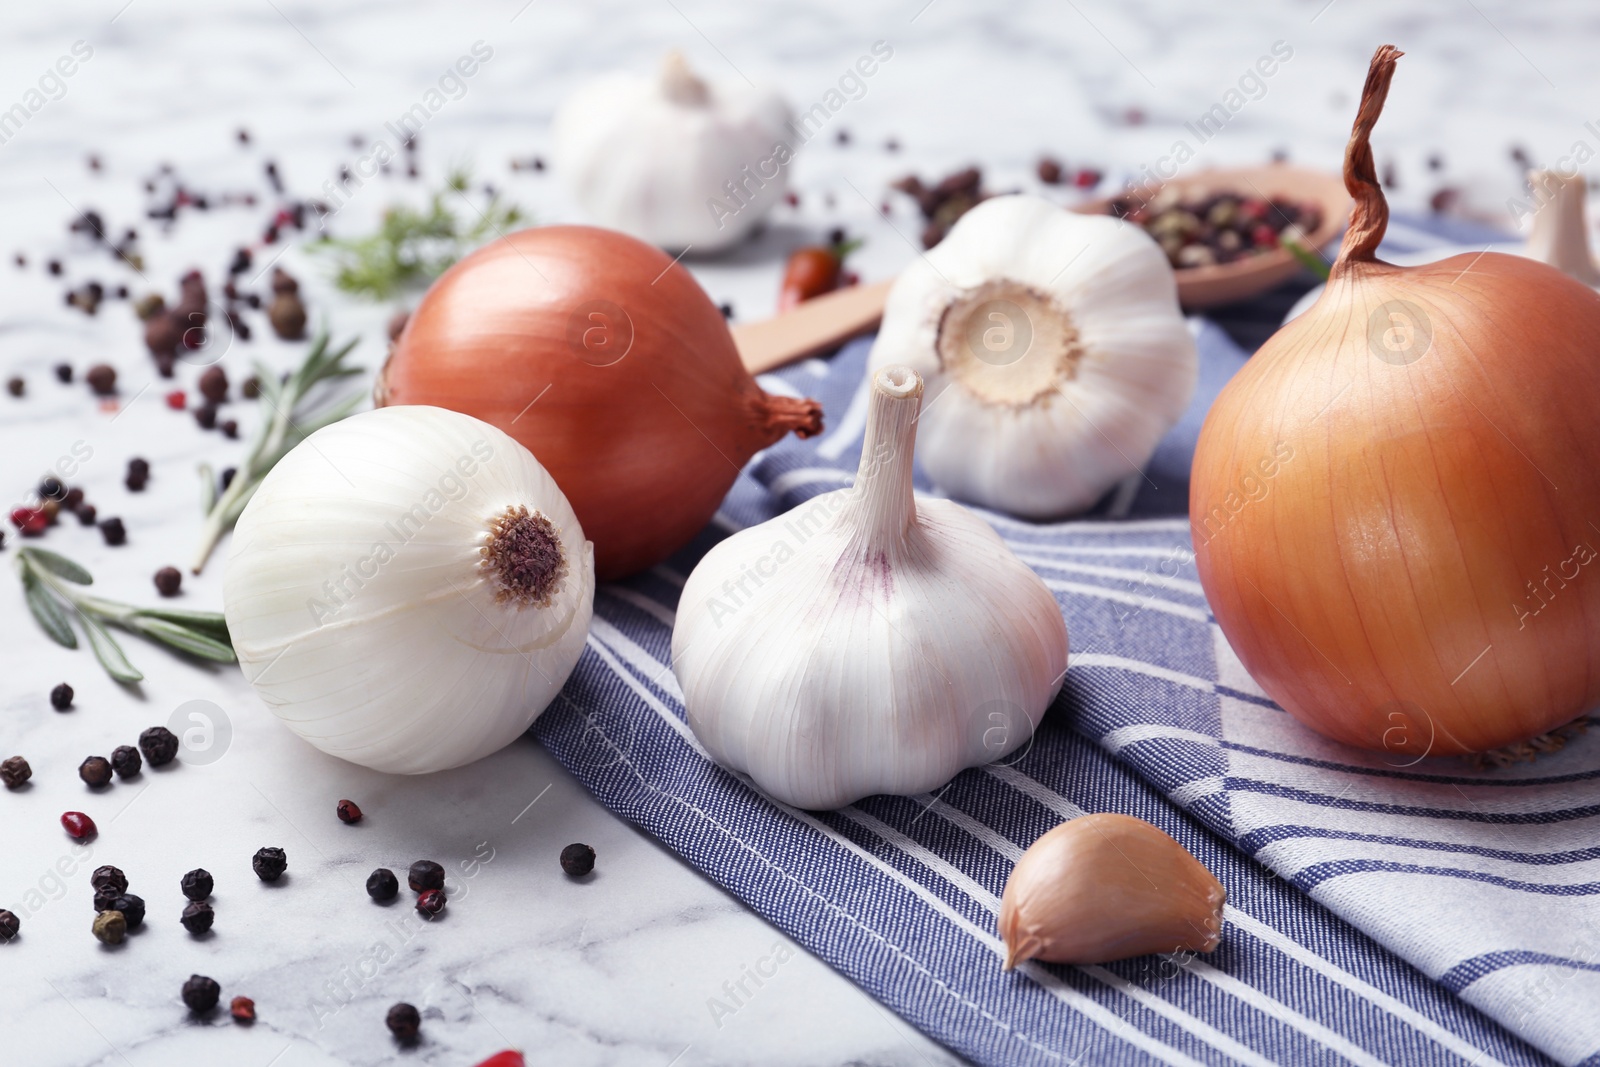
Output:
[[1073, 164, 1351, 310]]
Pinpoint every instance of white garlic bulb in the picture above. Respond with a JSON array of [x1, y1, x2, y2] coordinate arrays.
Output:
[[553, 50, 793, 252], [868, 194, 1197, 518], [223, 406, 595, 774], [672, 365, 1069, 810]]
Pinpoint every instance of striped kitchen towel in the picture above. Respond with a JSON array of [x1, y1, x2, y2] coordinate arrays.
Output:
[[534, 216, 1595, 1067]]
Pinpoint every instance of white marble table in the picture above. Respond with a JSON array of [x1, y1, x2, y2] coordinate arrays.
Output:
[[0, 2, 1583, 1063]]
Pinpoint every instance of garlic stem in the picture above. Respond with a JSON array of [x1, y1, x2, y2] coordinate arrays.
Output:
[[1524, 169, 1600, 286], [842, 365, 922, 550]]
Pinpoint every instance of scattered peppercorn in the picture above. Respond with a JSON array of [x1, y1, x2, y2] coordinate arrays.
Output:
[[336, 799, 362, 824], [40, 499, 61, 525], [79, 755, 113, 788], [1037, 157, 1063, 184], [110, 894, 145, 929], [92, 910, 127, 945], [241, 375, 260, 399], [366, 868, 399, 902], [154, 566, 182, 597], [139, 726, 180, 766], [53, 363, 73, 384], [252, 847, 287, 882], [182, 974, 221, 1013], [230, 996, 255, 1023], [719, 302, 735, 320], [91, 866, 128, 895], [181, 900, 215, 934], [181, 868, 213, 901], [99, 517, 126, 546], [560, 843, 596, 877], [47, 259, 62, 276], [63, 486, 84, 510], [86, 364, 117, 396], [126, 456, 149, 487], [1, 756, 31, 789], [165, 389, 186, 410], [0, 910, 19, 941], [220, 418, 238, 439], [268, 269, 307, 340], [199, 365, 228, 403], [93, 886, 121, 911], [416, 888, 447, 919], [62, 811, 97, 838], [51, 683, 74, 710], [194, 404, 217, 430], [407, 860, 444, 892], [5, 376, 23, 398], [10, 507, 46, 536], [386, 1002, 421, 1042], [76, 504, 97, 525], [111, 745, 142, 778]]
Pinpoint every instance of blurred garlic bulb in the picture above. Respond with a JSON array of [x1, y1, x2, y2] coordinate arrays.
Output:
[[224, 406, 594, 774], [1523, 169, 1600, 287], [868, 194, 1196, 518], [672, 365, 1069, 809], [553, 50, 792, 252], [999, 813, 1225, 968]]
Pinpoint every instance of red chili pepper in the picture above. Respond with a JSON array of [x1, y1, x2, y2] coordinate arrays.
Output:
[[61, 811, 97, 839], [472, 1052, 525, 1067], [778, 246, 843, 311]]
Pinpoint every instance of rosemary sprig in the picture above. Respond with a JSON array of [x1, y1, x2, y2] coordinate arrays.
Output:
[[190, 330, 364, 574], [16, 547, 234, 684], [309, 169, 525, 300]]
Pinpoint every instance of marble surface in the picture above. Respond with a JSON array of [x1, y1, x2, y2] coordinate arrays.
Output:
[[0, 1, 1590, 1064]]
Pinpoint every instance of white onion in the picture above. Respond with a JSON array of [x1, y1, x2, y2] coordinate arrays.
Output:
[[223, 406, 594, 773]]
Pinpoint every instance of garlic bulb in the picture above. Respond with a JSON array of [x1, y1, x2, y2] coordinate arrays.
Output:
[[553, 51, 792, 252], [671, 365, 1069, 810], [999, 813, 1226, 968], [223, 406, 594, 774], [1523, 169, 1600, 286], [867, 194, 1196, 518]]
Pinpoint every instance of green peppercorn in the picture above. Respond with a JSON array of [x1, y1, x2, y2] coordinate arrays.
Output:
[[92, 910, 127, 945]]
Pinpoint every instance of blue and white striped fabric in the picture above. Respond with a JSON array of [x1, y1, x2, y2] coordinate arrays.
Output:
[[533, 215, 1595, 1067]]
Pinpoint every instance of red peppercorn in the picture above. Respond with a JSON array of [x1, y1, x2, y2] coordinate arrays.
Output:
[[415, 888, 446, 919], [1073, 168, 1103, 189], [1251, 224, 1280, 249], [10, 507, 47, 536], [473, 1053, 526, 1067], [165, 390, 186, 410], [230, 996, 256, 1024], [61, 811, 97, 839], [336, 799, 362, 824]]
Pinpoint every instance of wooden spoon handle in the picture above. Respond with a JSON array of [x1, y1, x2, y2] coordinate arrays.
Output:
[[734, 278, 894, 375]]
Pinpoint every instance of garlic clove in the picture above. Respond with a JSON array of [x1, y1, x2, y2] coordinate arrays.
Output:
[[1522, 169, 1600, 287], [998, 813, 1225, 969]]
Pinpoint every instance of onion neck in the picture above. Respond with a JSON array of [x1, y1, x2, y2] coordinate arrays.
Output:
[[1332, 44, 1403, 278], [752, 393, 823, 440], [844, 365, 922, 551]]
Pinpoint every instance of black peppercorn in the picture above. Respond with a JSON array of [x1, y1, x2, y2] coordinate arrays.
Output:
[[38, 476, 65, 500], [92, 887, 121, 912], [6, 376, 24, 398], [0, 909, 19, 941], [154, 566, 182, 597], [199, 365, 228, 403], [252, 847, 287, 882], [110, 893, 145, 930], [126, 457, 149, 490], [220, 419, 238, 439], [79, 755, 113, 788], [560, 843, 596, 877], [1, 756, 31, 788], [85, 364, 116, 396], [50, 683, 74, 710], [366, 868, 399, 902], [181, 900, 214, 934], [76, 503, 97, 525], [181, 868, 213, 901], [63, 486, 84, 510], [90, 865, 128, 895], [182, 974, 221, 1013], [194, 404, 217, 430], [110, 745, 141, 779], [385, 1002, 421, 1042], [138, 725, 180, 766], [415, 888, 446, 919], [99, 517, 126, 546], [92, 910, 127, 945], [336, 799, 362, 824], [407, 860, 444, 892], [54, 363, 73, 384]]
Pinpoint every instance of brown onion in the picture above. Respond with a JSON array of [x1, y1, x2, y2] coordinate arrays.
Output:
[[379, 226, 822, 579], [1191, 46, 1600, 757]]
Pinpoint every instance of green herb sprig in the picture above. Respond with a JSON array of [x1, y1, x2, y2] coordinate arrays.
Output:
[[191, 330, 364, 574], [310, 170, 525, 300], [1283, 233, 1332, 281], [16, 547, 234, 684]]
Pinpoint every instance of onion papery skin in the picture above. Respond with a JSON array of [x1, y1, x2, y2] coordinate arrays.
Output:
[[379, 226, 822, 580], [1192, 252, 1600, 756]]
